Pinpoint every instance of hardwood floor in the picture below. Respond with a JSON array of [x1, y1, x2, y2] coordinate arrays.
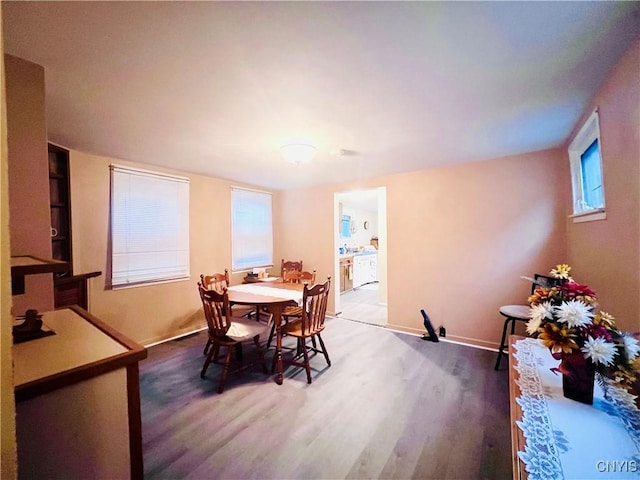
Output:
[[339, 283, 388, 326], [140, 317, 511, 479]]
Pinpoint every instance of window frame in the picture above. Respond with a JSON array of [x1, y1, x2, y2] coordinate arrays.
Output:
[[109, 164, 190, 289], [568, 108, 606, 223], [231, 186, 273, 273]]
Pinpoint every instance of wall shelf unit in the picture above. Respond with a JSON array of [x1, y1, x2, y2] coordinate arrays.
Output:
[[47, 143, 102, 309]]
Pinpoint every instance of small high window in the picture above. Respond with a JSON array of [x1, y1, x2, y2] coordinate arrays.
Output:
[[568, 109, 606, 222]]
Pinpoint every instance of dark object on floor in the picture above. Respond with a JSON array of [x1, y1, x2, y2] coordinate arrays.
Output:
[[13, 309, 55, 344], [421, 309, 439, 342]]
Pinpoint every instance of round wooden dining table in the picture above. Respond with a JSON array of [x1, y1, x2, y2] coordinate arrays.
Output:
[[226, 282, 304, 385]]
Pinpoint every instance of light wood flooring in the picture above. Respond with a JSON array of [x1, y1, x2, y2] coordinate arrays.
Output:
[[339, 282, 388, 326], [140, 317, 511, 479]]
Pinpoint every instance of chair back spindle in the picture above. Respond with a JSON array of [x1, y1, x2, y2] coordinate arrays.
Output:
[[198, 283, 232, 338], [301, 278, 330, 336], [200, 270, 230, 293]]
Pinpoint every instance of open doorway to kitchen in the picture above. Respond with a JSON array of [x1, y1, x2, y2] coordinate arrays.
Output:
[[334, 187, 387, 326]]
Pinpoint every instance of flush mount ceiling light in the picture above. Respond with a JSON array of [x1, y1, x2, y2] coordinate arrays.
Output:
[[280, 141, 318, 165]]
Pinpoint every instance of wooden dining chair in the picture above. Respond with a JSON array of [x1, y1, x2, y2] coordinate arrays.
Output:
[[198, 283, 269, 393], [281, 259, 303, 277], [200, 271, 254, 355], [283, 269, 316, 284], [273, 277, 332, 384], [266, 270, 317, 348]]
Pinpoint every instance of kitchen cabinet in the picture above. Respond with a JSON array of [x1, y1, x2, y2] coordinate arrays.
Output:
[[352, 253, 378, 289], [339, 256, 353, 293]]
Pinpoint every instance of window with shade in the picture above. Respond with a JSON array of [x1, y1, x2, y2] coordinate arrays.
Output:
[[568, 108, 606, 222], [109, 165, 190, 288], [231, 187, 273, 271]]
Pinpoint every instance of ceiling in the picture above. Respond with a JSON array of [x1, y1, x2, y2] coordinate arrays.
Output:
[[3, 1, 639, 191]]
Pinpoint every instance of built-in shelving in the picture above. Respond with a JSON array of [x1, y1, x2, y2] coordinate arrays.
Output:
[[47, 143, 103, 309], [48, 144, 73, 266]]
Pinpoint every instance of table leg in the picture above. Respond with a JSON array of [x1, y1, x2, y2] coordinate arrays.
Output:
[[272, 305, 284, 385]]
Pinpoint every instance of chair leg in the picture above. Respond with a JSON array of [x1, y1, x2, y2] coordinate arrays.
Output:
[[267, 323, 276, 349], [218, 346, 234, 394], [301, 339, 312, 384], [253, 335, 268, 373], [316, 333, 331, 366], [203, 339, 211, 356], [271, 343, 277, 374], [494, 317, 512, 371], [201, 344, 216, 378], [212, 344, 220, 363]]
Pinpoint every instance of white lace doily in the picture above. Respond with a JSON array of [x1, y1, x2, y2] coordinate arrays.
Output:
[[513, 338, 640, 480]]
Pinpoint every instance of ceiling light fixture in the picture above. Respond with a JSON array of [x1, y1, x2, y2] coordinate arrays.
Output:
[[280, 141, 318, 165]]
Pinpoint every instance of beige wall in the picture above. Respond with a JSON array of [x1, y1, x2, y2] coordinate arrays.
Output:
[[274, 184, 340, 312], [5, 54, 53, 314], [279, 148, 569, 348], [566, 39, 640, 332], [1, 11, 18, 477], [69, 150, 278, 345]]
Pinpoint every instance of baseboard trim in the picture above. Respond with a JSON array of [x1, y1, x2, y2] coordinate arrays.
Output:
[[382, 323, 499, 352], [144, 318, 500, 354], [143, 325, 207, 348]]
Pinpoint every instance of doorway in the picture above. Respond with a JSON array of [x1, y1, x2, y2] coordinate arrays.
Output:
[[334, 187, 387, 326]]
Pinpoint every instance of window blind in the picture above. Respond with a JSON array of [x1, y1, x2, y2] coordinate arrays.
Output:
[[110, 165, 190, 288], [231, 187, 273, 271]]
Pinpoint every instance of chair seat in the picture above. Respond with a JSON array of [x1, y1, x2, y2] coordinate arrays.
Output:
[[225, 316, 269, 342], [499, 304, 530, 319], [281, 319, 324, 338], [283, 305, 303, 317]]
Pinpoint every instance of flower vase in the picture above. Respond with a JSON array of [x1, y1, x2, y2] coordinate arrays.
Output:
[[561, 352, 595, 404]]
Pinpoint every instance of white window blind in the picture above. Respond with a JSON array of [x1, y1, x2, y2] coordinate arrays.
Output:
[[231, 187, 273, 271], [110, 165, 190, 288]]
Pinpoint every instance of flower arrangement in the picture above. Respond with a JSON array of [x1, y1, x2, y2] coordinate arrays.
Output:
[[526, 264, 640, 392]]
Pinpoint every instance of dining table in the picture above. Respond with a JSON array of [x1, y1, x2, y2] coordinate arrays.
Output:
[[226, 281, 304, 385]]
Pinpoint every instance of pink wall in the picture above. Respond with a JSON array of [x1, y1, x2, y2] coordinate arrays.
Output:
[[5, 54, 54, 314], [278, 147, 569, 348], [566, 39, 640, 332], [384, 150, 569, 345]]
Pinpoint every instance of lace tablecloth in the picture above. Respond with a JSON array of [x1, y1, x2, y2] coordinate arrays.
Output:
[[513, 338, 640, 479]]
